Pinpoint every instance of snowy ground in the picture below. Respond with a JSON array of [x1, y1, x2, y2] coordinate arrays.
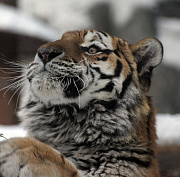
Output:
[[156, 114, 180, 145], [0, 114, 180, 145]]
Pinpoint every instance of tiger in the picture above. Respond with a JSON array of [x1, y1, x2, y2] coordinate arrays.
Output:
[[0, 30, 163, 177]]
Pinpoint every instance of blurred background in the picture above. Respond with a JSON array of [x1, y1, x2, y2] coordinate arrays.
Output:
[[0, 0, 179, 176]]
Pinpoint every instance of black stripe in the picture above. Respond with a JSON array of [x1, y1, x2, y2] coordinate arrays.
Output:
[[96, 147, 153, 156], [90, 66, 101, 74], [97, 33, 102, 41], [129, 149, 154, 156], [96, 33, 107, 47], [83, 31, 88, 38], [98, 30, 108, 37], [114, 60, 122, 77], [95, 152, 151, 168], [85, 65, 89, 75], [93, 81, 114, 93], [90, 70, 94, 82], [116, 156, 151, 168], [100, 74, 113, 79], [90, 65, 113, 79], [97, 56, 107, 61], [58, 63, 72, 67], [120, 50, 133, 73], [119, 74, 132, 98], [91, 150, 151, 168], [146, 97, 153, 147], [90, 39, 96, 42], [94, 99, 118, 110], [71, 58, 78, 63], [114, 49, 121, 58], [90, 60, 122, 79], [103, 49, 112, 55], [26, 101, 37, 108], [101, 42, 107, 48], [81, 46, 88, 52]]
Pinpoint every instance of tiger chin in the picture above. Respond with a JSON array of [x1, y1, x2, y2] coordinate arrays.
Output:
[[0, 30, 163, 177]]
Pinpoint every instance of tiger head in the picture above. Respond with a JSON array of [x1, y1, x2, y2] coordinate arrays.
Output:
[[26, 30, 163, 108]]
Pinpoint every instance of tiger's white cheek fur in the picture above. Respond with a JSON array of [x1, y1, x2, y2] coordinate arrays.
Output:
[[29, 73, 62, 102], [113, 74, 124, 94]]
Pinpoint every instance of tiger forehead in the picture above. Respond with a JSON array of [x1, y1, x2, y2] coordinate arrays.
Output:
[[60, 30, 127, 51], [61, 31, 84, 44], [81, 30, 114, 50]]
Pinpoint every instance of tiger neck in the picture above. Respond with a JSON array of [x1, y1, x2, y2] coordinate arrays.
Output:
[[19, 94, 153, 149]]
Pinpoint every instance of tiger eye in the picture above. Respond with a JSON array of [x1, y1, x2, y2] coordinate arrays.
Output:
[[88, 47, 98, 54]]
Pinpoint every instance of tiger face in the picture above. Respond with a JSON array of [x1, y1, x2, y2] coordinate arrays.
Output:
[[26, 30, 163, 108]]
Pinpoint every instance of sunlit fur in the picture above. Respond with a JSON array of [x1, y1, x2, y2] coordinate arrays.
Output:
[[0, 30, 163, 177]]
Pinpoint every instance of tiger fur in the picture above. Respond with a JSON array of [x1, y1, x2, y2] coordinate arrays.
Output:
[[0, 30, 163, 177]]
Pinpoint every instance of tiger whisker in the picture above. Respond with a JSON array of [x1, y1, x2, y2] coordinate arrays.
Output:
[[0, 78, 25, 96], [0, 55, 29, 66], [0, 67, 23, 70], [77, 59, 85, 65], [0, 69, 22, 75], [74, 74, 86, 92], [62, 79, 69, 91], [73, 79, 81, 108], [60, 75, 70, 91], [14, 87, 24, 114], [0, 75, 25, 82], [65, 78, 72, 91], [0, 57, 27, 67], [60, 74, 69, 83], [3, 82, 23, 98], [8, 84, 23, 105]]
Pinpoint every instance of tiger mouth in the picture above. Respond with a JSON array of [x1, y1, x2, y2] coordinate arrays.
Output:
[[46, 65, 85, 97], [60, 74, 85, 98], [43, 71, 85, 98]]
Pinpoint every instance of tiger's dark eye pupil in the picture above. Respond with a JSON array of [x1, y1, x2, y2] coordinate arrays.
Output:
[[88, 47, 97, 54]]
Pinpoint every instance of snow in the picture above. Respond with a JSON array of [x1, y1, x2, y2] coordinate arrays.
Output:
[[156, 114, 180, 145], [0, 125, 26, 141], [1, 114, 180, 145]]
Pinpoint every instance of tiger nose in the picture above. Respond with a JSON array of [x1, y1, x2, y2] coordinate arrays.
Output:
[[37, 48, 63, 64]]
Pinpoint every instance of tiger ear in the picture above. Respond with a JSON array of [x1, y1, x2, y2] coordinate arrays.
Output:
[[131, 38, 163, 73], [131, 38, 163, 91]]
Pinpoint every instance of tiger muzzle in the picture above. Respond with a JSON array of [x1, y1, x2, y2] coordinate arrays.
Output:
[[37, 45, 64, 64]]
